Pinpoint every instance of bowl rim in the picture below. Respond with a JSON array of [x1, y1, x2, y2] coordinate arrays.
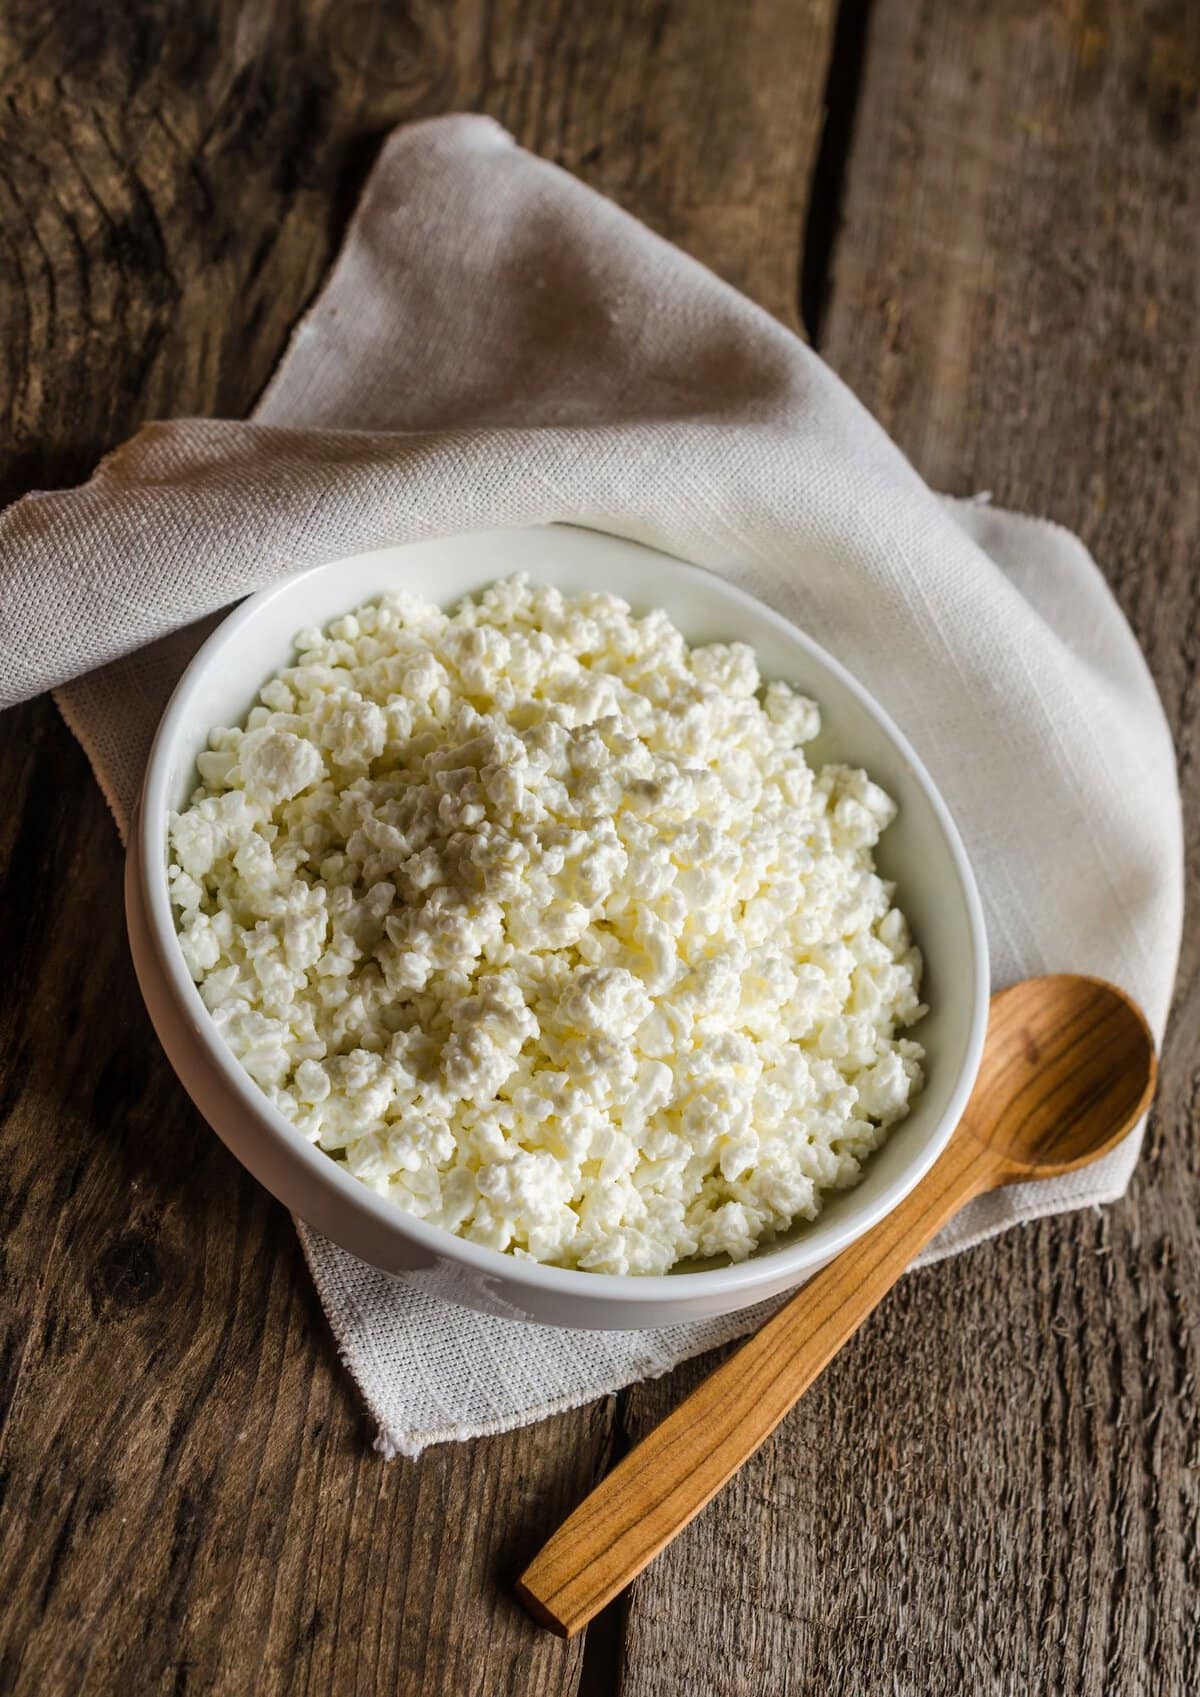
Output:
[[134, 524, 990, 1307]]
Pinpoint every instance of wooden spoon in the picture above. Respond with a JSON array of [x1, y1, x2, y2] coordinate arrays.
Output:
[[516, 974, 1156, 1637]]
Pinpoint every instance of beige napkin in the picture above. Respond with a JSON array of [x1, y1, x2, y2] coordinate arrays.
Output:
[[0, 116, 1182, 1457]]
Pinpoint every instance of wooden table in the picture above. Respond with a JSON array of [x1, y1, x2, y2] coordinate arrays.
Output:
[[1, 4, 1197, 1692]]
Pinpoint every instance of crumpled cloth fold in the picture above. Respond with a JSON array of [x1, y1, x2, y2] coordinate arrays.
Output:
[[0, 115, 1181, 1457]]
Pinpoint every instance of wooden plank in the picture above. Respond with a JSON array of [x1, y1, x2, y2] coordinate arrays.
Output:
[[0, 0, 485, 507], [0, 3, 839, 1693], [476, 0, 837, 328], [618, 3, 1200, 1694]]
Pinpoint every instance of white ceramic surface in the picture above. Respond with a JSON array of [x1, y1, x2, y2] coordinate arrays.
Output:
[[127, 525, 989, 1328]]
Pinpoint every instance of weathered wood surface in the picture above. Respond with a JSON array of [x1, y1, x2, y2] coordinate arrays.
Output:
[[0, 1, 1196, 1694], [620, 3, 1200, 1695]]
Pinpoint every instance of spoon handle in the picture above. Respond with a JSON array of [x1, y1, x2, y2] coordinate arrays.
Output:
[[516, 1127, 992, 1638]]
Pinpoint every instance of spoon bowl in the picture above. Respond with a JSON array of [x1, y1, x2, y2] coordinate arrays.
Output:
[[517, 973, 1157, 1637], [963, 975, 1156, 1181]]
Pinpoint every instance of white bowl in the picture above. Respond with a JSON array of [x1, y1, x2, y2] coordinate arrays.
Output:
[[127, 525, 989, 1328]]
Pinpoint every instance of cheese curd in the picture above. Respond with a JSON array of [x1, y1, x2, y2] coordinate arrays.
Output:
[[169, 576, 925, 1274]]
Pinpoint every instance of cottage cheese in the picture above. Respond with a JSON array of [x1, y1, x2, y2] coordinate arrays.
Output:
[[169, 575, 925, 1274]]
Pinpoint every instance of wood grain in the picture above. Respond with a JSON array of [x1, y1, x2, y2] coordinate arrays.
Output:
[[0, 4, 838, 1694], [1, 1, 1196, 1694], [475, 0, 838, 329], [618, 4, 1200, 1695]]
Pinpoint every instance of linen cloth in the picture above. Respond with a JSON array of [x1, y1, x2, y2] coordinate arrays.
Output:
[[0, 116, 1182, 1457]]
